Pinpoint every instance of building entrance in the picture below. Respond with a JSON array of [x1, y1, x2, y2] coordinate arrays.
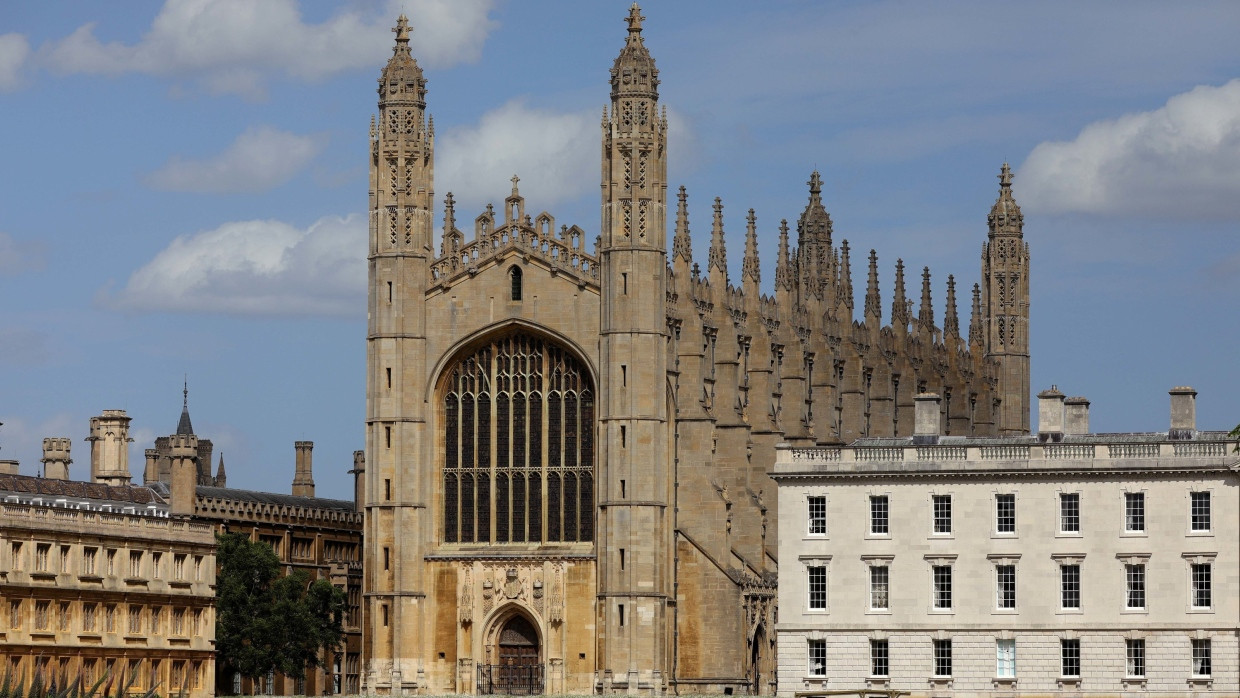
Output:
[[479, 614, 543, 694]]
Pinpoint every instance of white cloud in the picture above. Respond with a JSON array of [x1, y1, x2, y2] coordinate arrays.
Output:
[[101, 214, 365, 316], [0, 413, 78, 477], [1018, 79, 1240, 219], [436, 99, 598, 214], [0, 33, 29, 90], [41, 0, 497, 98], [146, 126, 324, 193], [0, 232, 46, 275]]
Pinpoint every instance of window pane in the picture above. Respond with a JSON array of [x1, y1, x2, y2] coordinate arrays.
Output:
[[1191, 492, 1211, 532], [808, 496, 826, 535], [996, 494, 1015, 533], [870, 496, 888, 535], [1060, 493, 1079, 533], [1125, 492, 1145, 532], [996, 639, 1015, 678]]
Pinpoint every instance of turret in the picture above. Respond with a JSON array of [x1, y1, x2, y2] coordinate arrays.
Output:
[[88, 410, 132, 486], [672, 186, 693, 276], [707, 197, 727, 286], [169, 434, 198, 517], [943, 275, 960, 341], [41, 438, 72, 480], [917, 267, 935, 340], [796, 171, 834, 306], [891, 259, 909, 337], [741, 208, 760, 294], [982, 163, 1031, 434], [214, 453, 227, 488], [836, 240, 853, 320], [774, 219, 794, 307], [864, 249, 881, 326]]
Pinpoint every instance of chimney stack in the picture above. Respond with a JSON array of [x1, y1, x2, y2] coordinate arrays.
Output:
[[1037, 386, 1066, 443], [1064, 397, 1090, 436], [1169, 386, 1197, 440], [351, 450, 366, 513], [169, 434, 199, 517], [143, 449, 159, 485], [88, 410, 133, 486], [293, 441, 315, 498], [41, 438, 72, 480], [913, 393, 942, 445], [0, 460, 18, 475]]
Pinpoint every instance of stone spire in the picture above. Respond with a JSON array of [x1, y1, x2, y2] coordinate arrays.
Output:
[[214, 453, 227, 488], [891, 259, 910, 333], [380, 14, 427, 109], [177, 378, 194, 436], [969, 282, 984, 349], [774, 219, 793, 292], [944, 274, 959, 339], [837, 240, 854, 319], [672, 186, 692, 266], [988, 162, 1023, 238], [796, 171, 834, 302], [708, 197, 727, 281], [610, 3, 659, 102], [741, 208, 760, 286], [864, 249, 881, 324], [441, 192, 461, 255], [918, 266, 935, 334]]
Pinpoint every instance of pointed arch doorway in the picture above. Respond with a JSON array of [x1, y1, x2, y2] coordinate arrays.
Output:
[[480, 613, 543, 695]]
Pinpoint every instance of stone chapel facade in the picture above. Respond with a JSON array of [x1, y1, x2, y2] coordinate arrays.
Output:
[[363, 6, 1031, 695]]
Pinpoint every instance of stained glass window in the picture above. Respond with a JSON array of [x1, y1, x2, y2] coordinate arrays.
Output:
[[441, 332, 593, 543]]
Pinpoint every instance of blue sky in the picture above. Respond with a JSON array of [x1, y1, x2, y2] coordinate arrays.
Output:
[[2, 1, 1239, 498]]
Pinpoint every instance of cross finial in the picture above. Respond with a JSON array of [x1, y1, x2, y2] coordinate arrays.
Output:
[[393, 14, 411, 43], [999, 162, 1012, 187], [510, 174, 520, 195], [627, 3, 645, 33]]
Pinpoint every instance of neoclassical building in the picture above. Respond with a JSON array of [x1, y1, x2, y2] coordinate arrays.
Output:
[[773, 387, 1240, 696], [363, 6, 1030, 695]]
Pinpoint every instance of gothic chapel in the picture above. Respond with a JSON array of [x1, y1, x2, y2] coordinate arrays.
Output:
[[363, 6, 1029, 695]]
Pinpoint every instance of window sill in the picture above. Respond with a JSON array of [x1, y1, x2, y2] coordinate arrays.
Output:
[[928, 677, 953, 689], [992, 608, 1018, 615], [1187, 607, 1215, 614], [864, 534, 891, 540], [1120, 531, 1148, 538], [1122, 677, 1146, 687], [928, 608, 954, 615], [1187, 531, 1214, 537], [78, 574, 103, 583], [928, 534, 955, 540], [1056, 608, 1083, 615], [992, 677, 1017, 688], [1121, 608, 1148, 614], [1056, 532, 1082, 537], [865, 677, 889, 689], [991, 533, 1018, 539], [1189, 677, 1213, 687], [865, 609, 891, 615], [801, 536, 830, 542], [30, 571, 56, 581], [1057, 677, 1081, 689]]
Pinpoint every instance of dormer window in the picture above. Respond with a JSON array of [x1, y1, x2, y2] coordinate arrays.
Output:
[[510, 266, 523, 301]]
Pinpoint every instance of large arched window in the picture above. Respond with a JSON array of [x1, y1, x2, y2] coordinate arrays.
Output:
[[442, 332, 594, 544]]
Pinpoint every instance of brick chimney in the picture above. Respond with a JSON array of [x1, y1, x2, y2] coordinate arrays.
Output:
[[293, 441, 315, 498]]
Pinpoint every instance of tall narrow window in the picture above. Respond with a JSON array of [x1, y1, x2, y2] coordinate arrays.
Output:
[[1060, 493, 1080, 533], [933, 639, 952, 677], [1061, 565, 1081, 609], [996, 639, 1015, 678], [996, 565, 1016, 609], [1191, 491, 1211, 532], [1125, 564, 1145, 609], [1192, 639, 1212, 677], [808, 640, 826, 677], [932, 495, 951, 534], [509, 266, 522, 301], [870, 495, 889, 535], [1125, 492, 1145, 532], [807, 565, 827, 610], [1191, 563, 1212, 608], [933, 566, 952, 609], [995, 494, 1015, 534], [870, 640, 888, 677], [807, 496, 826, 535], [1060, 639, 1080, 677], [869, 566, 889, 610], [1125, 639, 1145, 678]]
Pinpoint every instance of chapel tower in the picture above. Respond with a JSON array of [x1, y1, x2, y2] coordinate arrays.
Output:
[[365, 13, 436, 691], [982, 163, 1031, 435], [597, 3, 673, 688]]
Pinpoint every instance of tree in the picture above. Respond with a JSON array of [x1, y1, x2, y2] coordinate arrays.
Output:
[[1231, 423, 1240, 452], [215, 533, 346, 692]]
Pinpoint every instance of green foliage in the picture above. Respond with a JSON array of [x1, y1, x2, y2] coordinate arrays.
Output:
[[0, 668, 169, 698], [1231, 423, 1240, 452], [215, 532, 347, 686]]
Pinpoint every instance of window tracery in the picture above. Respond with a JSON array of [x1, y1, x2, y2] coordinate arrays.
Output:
[[442, 333, 594, 543]]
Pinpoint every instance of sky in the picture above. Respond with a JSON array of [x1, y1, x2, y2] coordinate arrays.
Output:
[[2, 1, 1239, 498]]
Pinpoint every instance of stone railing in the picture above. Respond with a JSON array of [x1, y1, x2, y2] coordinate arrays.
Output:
[[775, 436, 1238, 474], [0, 503, 215, 540]]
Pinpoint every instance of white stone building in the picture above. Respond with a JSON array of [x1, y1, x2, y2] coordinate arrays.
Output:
[[773, 387, 1240, 697]]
